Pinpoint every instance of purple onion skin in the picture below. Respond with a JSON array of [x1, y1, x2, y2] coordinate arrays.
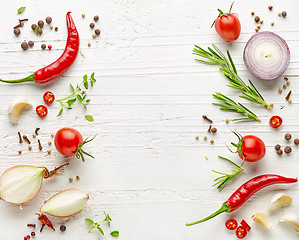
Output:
[[243, 31, 290, 80]]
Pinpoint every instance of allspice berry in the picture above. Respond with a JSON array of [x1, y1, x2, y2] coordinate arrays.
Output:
[[31, 24, 37, 31], [285, 133, 292, 140], [95, 29, 101, 35], [254, 16, 260, 23], [28, 41, 34, 47], [277, 149, 283, 155], [90, 23, 95, 29], [94, 15, 99, 21], [14, 28, 21, 36], [21, 41, 28, 50], [38, 20, 44, 28], [284, 146, 292, 154], [37, 28, 43, 35], [211, 128, 217, 133], [275, 144, 281, 151], [294, 139, 299, 145], [41, 44, 46, 50], [45, 17, 52, 24]]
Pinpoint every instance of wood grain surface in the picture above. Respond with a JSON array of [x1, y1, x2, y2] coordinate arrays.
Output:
[[0, 0, 298, 239]]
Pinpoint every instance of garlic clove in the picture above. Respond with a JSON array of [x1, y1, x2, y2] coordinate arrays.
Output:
[[280, 214, 299, 234], [0, 166, 45, 204], [40, 189, 89, 217], [251, 212, 273, 229], [268, 193, 292, 212], [8, 99, 32, 124]]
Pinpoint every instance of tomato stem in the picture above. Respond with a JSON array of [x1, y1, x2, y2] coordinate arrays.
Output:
[[74, 135, 96, 162]]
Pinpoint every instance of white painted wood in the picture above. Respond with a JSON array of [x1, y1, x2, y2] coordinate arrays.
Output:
[[0, 0, 298, 239]]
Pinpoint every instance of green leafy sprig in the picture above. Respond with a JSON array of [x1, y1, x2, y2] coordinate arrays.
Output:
[[193, 44, 272, 109], [213, 92, 260, 121], [75, 135, 96, 162], [17, 7, 26, 15], [86, 212, 119, 237], [212, 156, 244, 191], [57, 73, 96, 118]]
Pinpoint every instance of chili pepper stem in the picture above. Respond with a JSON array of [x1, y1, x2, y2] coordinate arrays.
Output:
[[0, 74, 35, 84], [186, 202, 231, 226]]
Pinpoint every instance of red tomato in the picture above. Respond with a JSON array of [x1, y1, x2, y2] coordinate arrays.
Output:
[[54, 128, 83, 157], [240, 219, 251, 232], [236, 226, 247, 239], [215, 14, 241, 42], [43, 91, 55, 105], [36, 105, 48, 118], [238, 135, 266, 162], [225, 219, 238, 230], [269, 115, 282, 128]]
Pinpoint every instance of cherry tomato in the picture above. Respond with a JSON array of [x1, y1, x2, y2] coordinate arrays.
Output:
[[269, 115, 283, 128], [240, 219, 251, 232], [225, 219, 238, 230], [214, 3, 241, 42], [54, 128, 83, 157], [36, 105, 48, 118], [236, 226, 247, 239], [238, 135, 266, 162], [43, 91, 55, 105]]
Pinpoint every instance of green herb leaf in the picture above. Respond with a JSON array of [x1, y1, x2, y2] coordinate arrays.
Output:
[[17, 7, 26, 15], [57, 108, 63, 117], [85, 218, 94, 224], [77, 94, 83, 102], [34, 26, 40, 36], [85, 115, 94, 122], [67, 98, 76, 106], [84, 80, 88, 89], [86, 99, 91, 103], [83, 74, 88, 81], [110, 231, 119, 237], [97, 226, 104, 235], [70, 83, 75, 92]]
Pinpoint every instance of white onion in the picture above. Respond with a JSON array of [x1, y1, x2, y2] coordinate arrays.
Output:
[[0, 164, 68, 205], [243, 31, 290, 80], [40, 189, 89, 217]]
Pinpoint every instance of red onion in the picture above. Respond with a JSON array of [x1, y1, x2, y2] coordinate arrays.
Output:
[[243, 31, 290, 80]]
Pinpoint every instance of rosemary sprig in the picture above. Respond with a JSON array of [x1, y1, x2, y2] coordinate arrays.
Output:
[[193, 44, 272, 108], [212, 156, 244, 191], [213, 92, 261, 121], [57, 73, 96, 117]]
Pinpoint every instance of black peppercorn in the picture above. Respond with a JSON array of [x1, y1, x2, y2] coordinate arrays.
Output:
[[211, 128, 217, 133], [94, 15, 99, 21], [285, 133, 292, 140], [41, 44, 46, 50], [95, 29, 101, 35], [282, 11, 287, 17], [21, 42, 28, 50], [31, 24, 37, 31], [294, 139, 299, 145], [284, 146, 292, 154], [45, 17, 52, 24], [37, 29, 43, 35], [275, 144, 281, 151], [38, 20, 44, 28], [14, 28, 21, 36], [28, 41, 34, 47], [60, 225, 66, 232], [90, 23, 95, 29]]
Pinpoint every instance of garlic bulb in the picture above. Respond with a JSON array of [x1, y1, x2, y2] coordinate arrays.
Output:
[[268, 193, 292, 212], [40, 189, 89, 217], [251, 212, 273, 229], [0, 163, 68, 205], [280, 214, 299, 234], [8, 99, 32, 124]]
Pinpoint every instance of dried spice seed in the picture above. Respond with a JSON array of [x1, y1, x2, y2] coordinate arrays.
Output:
[[255, 27, 259, 32], [55, 27, 58, 31], [254, 16, 260, 23], [288, 99, 292, 103], [270, 22, 274, 26], [47, 150, 51, 154], [207, 125, 212, 132], [45, 17, 52, 24], [21, 42, 28, 50], [18, 132, 23, 143], [38, 20, 44, 28], [225, 119, 229, 124], [278, 88, 282, 94], [211, 127, 217, 133], [205, 156, 208, 160], [35, 127, 40, 135], [286, 81, 290, 86], [37, 28, 43, 35], [38, 139, 42, 150], [50, 25, 53, 30], [268, 6, 273, 10], [18, 150, 22, 154], [48, 45, 52, 50], [282, 11, 287, 17], [82, 14, 85, 18], [94, 15, 99, 21], [32, 133, 37, 138], [88, 43, 91, 47], [270, 103, 274, 108], [251, 11, 255, 16], [31, 24, 37, 31], [28, 41, 34, 47], [92, 34, 96, 38], [76, 176, 80, 180], [14, 28, 21, 36], [23, 135, 31, 144], [284, 146, 292, 154], [95, 29, 101, 35], [260, 20, 264, 24], [202, 115, 213, 123], [31, 232, 35, 237], [284, 77, 288, 81], [195, 136, 199, 140], [285, 133, 292, 140], [278, 12, 282, 17], [28, 145, 32, 150], [69, 177, 73, 183], [294, 139, 299, 145], [60, 225, 66, 232], [257, 24, 261, 29], [41, 44, 46, 50], [283, 84, 287, 89], [203, 136, 207, 140], [210, 140, 214, 144], [48, 141, 52, 146], [89, 23, 95, 29], [51, 133, 54, 138], [275, 144, 281, 151], [277, 149, 283, 155], [285, 91, 292, 101]]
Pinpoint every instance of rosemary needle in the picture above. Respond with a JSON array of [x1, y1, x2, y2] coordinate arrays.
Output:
[[193, 44, 272, 109]]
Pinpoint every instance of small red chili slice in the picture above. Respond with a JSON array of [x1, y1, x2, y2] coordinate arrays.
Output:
[[225, 219, 238, 230], [240, 219, 251, 232], [36, 105, 48, 118], [236, 226, 247, 239], [43, 91, 55, 105], [269, 115, 282, 128]]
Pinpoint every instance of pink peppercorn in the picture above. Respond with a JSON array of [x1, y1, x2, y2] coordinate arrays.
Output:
[[24, 237, 27, 240], [268, 5, 273, 10], [31, 232, 36, 237], [27, 235, 31, 239], [48, 45, 52, 50]]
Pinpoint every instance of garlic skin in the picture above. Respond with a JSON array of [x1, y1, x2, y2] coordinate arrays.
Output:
[[40, 189, 89, 217], [0, 166, 44, 204], [8, 99, 32, 124], [268, 193, 292, 212], [251, 212, 273, 229], [280, 214, 299, 234]]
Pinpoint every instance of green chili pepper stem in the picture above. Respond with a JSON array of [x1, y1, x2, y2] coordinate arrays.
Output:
[[186, 202, 231, 226], [0, 74, 35, 83]]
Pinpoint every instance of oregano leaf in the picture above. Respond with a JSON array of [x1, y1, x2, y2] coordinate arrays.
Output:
[[34, 26, 40, 36], [85, 115, 94, 122], [57, 108, 63, 117], [17, 7, 26, 15], [110, 231, 119, 237]]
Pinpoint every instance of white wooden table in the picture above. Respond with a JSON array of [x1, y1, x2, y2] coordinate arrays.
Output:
[[0, 0, 298, 239]]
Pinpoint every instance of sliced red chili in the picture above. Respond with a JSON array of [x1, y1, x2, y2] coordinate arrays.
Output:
[[269, 115, 282, 128], [225, 219, 238, 230], [240, 219, 251, 232], [36, 105, 48, 118], [43, 91, 55, 105], [236, 226, 247, 239]]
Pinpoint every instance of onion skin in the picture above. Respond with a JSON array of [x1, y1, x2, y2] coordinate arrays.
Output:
[[40, 189, 89, 217], [243, 31, 290, 80]]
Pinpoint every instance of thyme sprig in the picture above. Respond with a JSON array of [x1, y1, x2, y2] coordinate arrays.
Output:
[[212, 156, 244, 191], [193, 44, 272, 109], [213, 92, 261, 121], [57, 73, 96, 117]]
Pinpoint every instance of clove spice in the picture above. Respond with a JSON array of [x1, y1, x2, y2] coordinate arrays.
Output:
[[35, 127, 40, 135], [23, 135, 31, 144], [38, 139, 42, 151], [202, 115, 213, 123], [18, 132, 23, 143], [27, 224, 36, 228], [207, 125, 212, 132], [19, 18, 28, 23], [285, 91, 292, 101]]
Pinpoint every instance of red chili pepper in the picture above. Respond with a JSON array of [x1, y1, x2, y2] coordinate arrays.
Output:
[[186, 174, 297, 226], [0, 12, 79, 85], [36, 213, 55, 231]]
